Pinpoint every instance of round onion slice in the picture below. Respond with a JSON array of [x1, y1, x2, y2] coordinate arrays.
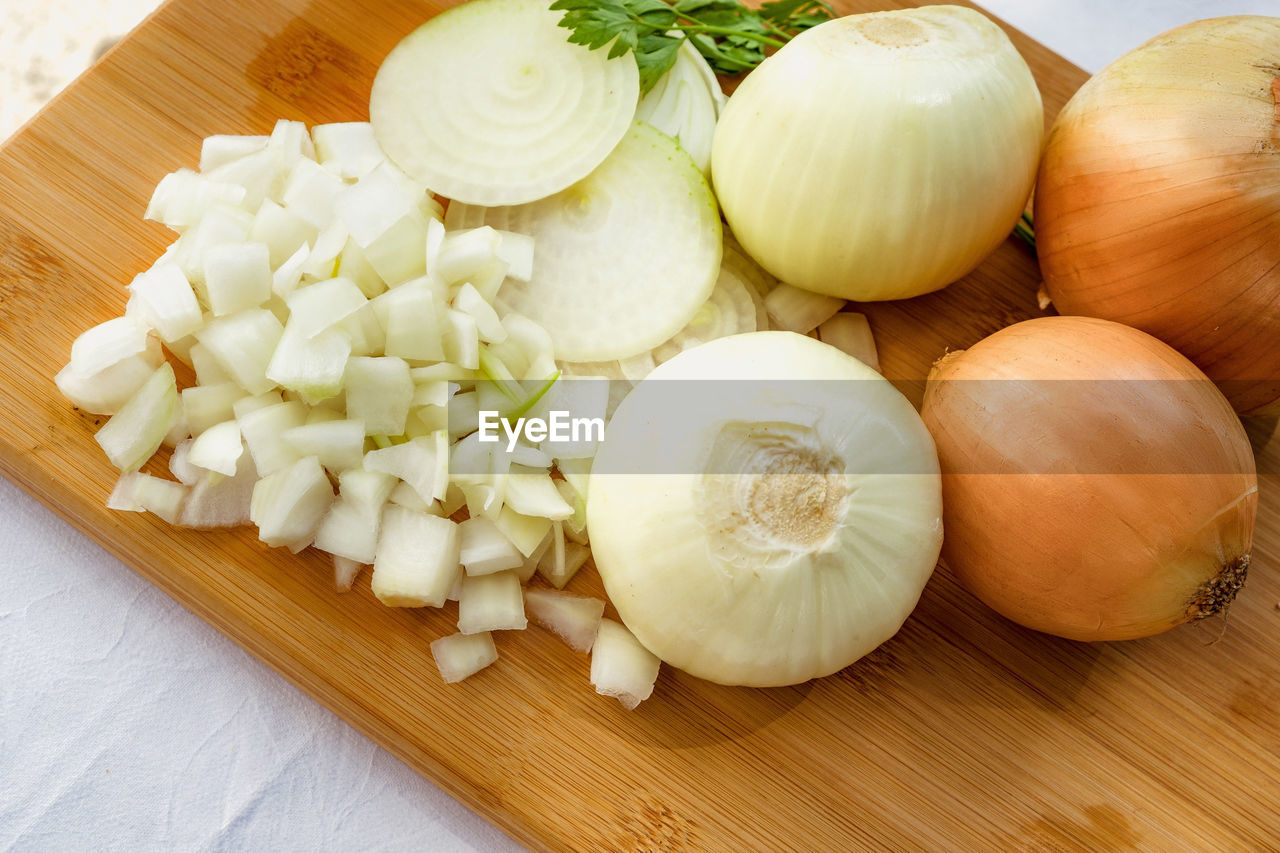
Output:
[[447, 122, 721, 363], [370, 0, 640, 207]]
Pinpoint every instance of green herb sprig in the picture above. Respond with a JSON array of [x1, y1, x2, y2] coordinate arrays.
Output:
[[550, 0, 836, 92], [1013, 211, 1035, 250]]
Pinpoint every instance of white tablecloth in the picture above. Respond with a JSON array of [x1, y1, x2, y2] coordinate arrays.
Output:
[[1, 1, 1268, 850]]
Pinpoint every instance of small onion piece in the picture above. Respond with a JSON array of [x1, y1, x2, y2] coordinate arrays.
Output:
[[1035, 16, 1280, 415], [588, 331, 943, 687], [55, 317, 164, 415], [711, 5, 1043, 301], [524, 588, 604, 653], [94, 362, 179, 472], [431, 631, 499, 683], [369, 0, 640, 206], [816, 312, 879, 373], [589, 619, 660, 710], [764, 284, 843, 335], [921, 316, 1257, 641]]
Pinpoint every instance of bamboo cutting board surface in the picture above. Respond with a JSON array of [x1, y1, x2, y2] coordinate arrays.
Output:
[[1, 0, 1278, 849]]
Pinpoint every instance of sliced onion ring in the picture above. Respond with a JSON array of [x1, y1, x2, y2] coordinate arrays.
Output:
[[370, 0, 640, 207]]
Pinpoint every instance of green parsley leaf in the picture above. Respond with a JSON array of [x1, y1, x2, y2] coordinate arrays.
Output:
[[549, 0, 836, 93]]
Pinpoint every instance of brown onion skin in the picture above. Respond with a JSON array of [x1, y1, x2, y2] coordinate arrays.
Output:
[[1034, 16, 1280, 415], [921, 317, 1257, 641]]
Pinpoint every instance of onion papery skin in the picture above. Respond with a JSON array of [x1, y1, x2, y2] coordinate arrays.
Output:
[[920, 317, 1257, 642], [1035, 16, 1280, 415], [710, 5, 1043, 302]]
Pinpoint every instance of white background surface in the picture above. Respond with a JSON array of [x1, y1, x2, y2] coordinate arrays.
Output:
[[0, 1, 1270, 850]]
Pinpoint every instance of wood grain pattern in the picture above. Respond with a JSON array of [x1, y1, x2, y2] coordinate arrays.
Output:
[[1, 0, 1277, 849]]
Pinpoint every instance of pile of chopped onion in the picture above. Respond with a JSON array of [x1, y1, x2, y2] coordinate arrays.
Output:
[[56, 118, 662, 707]]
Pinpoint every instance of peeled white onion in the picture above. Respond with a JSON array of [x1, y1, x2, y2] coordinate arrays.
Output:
[[587, 332, 943, 687], [711, 5, 1043, 301]]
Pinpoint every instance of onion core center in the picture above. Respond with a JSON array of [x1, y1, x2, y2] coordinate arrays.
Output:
[[499, 60, 544, 98], [698, 423, 848, 568], [557, 186, 610, 231], [856, 16, 928, 48]]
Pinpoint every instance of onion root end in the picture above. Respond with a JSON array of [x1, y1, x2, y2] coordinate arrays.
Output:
[[1187, 553, 1249, 621]]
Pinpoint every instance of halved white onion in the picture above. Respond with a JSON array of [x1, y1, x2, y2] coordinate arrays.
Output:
[[588, 332, 943, 687]]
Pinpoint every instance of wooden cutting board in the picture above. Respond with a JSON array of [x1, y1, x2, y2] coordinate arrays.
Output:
[[1, 0, 1277, 849]]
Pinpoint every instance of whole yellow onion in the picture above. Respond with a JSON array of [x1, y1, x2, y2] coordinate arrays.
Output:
[[921, 316, 1257, 642], [1035, 16, 1280, 414], [710, 5, 1043, 302]]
